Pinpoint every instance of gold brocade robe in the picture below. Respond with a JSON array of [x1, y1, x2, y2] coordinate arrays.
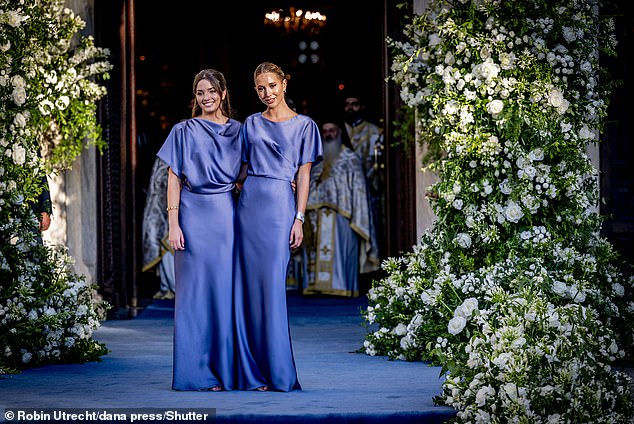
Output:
[[302, 147, 379, 296]]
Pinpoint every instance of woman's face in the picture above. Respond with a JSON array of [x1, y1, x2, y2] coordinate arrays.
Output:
[[255, 72, 285, 108], [195, 79, 223, 117]]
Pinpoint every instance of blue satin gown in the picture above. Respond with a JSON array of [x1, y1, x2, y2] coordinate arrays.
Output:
[[156, 117, 242, 391], [234, 113, 322, 391]]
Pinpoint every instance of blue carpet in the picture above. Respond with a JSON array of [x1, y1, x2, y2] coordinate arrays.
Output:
[[0, 293, 456, 423]]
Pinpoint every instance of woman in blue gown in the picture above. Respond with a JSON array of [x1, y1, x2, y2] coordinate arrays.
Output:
[[234, 62, 323, 392], [156, 69, 242, 391]]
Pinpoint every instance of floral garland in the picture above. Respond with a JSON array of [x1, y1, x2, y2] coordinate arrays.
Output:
[[364, 0, 634, 421], [0, 0, 112, 372]]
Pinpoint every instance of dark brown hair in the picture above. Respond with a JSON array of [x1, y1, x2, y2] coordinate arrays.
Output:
[[191, 69, 233, 118]]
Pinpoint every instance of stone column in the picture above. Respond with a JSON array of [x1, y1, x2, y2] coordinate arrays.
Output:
[[43, 0, 98, 283]]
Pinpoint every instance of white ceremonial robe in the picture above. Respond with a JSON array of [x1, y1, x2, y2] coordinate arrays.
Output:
[[301, 147, 379, 297]]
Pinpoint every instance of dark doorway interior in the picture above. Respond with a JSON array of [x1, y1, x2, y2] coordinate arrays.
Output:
[[133, 1, 388, 299]]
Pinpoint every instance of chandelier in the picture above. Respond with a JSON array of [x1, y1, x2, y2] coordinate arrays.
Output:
[[264, 7, 326, 36]]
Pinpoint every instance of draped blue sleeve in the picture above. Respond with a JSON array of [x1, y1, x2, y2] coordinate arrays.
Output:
[[299, 118, 323, 167], [157, 124, 185, 180], [156, 118, 242, 194], [241, 113, 322, 181], [240, 124, 249, 164]]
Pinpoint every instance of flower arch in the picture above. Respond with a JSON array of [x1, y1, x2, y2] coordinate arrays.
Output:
[[363, 0, 634, 420], [0, 0, 112, 372]]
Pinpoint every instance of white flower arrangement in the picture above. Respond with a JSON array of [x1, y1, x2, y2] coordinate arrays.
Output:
[[363, 0, 634, 421], [0, 0, 112, 373]]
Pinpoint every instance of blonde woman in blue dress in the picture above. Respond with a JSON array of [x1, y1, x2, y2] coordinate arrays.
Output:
[[157, 69, 242, 391], [234, 62, 323, 392]]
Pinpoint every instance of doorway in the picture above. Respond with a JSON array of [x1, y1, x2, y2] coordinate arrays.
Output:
[[132, 0, 391, 300]]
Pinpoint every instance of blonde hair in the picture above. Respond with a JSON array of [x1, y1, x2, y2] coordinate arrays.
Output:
[[253, 62, 289, 84], [191, 69, 234, 118]]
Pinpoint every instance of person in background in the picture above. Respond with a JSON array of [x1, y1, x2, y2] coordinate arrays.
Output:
[[343, 93, 384, 189], [233, 61, 322, 392], [343, 93, 384, 268], [35, 176, 52, 234], [141, 156, 175, 300], [301, 119, 379, 297], [156, 68, 242, 392]]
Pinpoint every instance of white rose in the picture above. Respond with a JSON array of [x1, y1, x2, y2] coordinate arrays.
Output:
[[475, 385, 495, 406], [428, 33, 442, 47], [562, 26, 576, 42], [13, 113, 27, 128], [502, 382, 518, 401], [548, 88, 565, 108], [443, 100, 458, 115], [499, 52, 516, 70], [459, 110, 474, 127], [528, 148, 544, 161], [612, 283, 625, 297], [479, 59, 500, 81], [522, 165, 537, 179], [486, 99, 504, 116], [500, 179, 512, 195], [570, 287, 586, 303], [39, 100, 55, 116], [465, 216, 476, 228], [55, 95, 70, 110], [393, 323, 407, 336], [504, 201, 524, 223], [460, 298, 479, 318], [400, 334, 415, 350], [452, 199, 463, 210], [552, 280, 568, 295], [455, 233, 472, 249], [445, 51, 455, 65], [556, 98, 570, 115], [420, 291, 435, 305], [448, 315, 467, 335], [7, 10, 27, 27], [12, 86, 26, 106], [578, 125, 594, 140], [11, 145, 26, 165]]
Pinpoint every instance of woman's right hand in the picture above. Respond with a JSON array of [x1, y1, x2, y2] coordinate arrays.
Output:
[[169, 225, 185, 251]]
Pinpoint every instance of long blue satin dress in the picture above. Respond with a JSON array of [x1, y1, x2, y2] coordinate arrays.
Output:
[[156, 117, 242, 391], [234, 113, 322, 392]]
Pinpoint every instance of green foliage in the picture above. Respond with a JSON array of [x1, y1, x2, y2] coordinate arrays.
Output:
[[0, 0, 112, 373], [367, 0, 634, 421]]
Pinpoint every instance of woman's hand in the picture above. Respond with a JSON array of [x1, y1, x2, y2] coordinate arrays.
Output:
[[289, 219, 303, 250], [169, 224, 185, 251]]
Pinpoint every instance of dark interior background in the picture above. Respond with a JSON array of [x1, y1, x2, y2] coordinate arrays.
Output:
[[132, 0, 387, 298], [134, 1, 384, 178]]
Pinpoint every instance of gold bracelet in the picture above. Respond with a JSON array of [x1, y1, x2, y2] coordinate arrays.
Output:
[[166, 205, 179, 211]]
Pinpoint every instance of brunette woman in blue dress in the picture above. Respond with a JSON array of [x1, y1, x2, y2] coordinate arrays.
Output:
[[234, 62, 323, 391], [157, 69, 242, 391]]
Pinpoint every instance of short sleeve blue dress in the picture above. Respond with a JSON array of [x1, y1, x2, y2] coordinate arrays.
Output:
[[156, 117, 242, 391], [234, 113, 322, 391]]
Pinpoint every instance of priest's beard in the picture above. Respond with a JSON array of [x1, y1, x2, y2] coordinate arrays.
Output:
[[323, 135, 343, 164]]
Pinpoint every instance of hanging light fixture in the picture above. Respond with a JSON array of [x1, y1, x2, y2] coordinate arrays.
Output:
[[264, 6, 326, 36]]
